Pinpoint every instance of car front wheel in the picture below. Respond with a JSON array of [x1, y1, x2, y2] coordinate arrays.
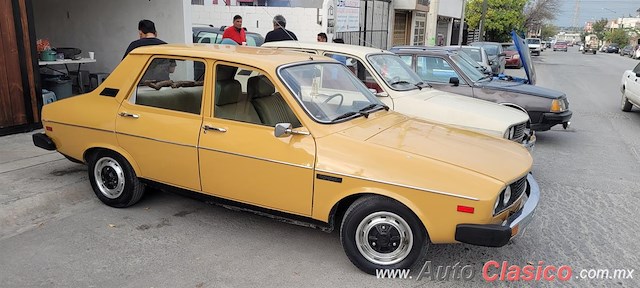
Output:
[[88, 151, 145, 208], [340, 195, 428, 275], [622, 89, 633, 112]]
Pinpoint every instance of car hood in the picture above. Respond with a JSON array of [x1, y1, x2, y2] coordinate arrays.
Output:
[[477, 79, 565, 99], [390, 88, 530, 137], [345, 116, 532, 183], [512, 31, 536, 85]]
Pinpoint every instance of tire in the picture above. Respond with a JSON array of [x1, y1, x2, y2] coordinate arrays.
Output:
[[88, 150, 145, 208], [340, 195, 428, 275], [622, 89, 633, 112]]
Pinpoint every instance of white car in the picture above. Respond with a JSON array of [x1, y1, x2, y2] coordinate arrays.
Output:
[[525, 38, 542, 56], [262, 41, 534, 149], [621, 62, 640, 112]]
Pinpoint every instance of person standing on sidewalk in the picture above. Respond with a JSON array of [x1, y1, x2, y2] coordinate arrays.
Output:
[[264, 15, 297, 43], [222, 15, 247, 45], [123, 19, 166, 59]]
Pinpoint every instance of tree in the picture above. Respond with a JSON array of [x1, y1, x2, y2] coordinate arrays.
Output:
[[540, 24, 558, 40], [465, 0, 527, 42], [605, 29, 630, 46], [523, 0, 561, 33], [591, 18, 608, 40]]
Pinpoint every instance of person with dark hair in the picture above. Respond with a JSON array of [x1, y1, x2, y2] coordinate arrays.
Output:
[[123, 20, 167, 59], [222, 15, 247, 45], [264, 15, 297, 43], [317, 32, 328, 42]]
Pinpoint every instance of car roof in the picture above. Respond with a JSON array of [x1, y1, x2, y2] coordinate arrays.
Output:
[[390, 46, 457, 56], [130, 44, 332, 68], [261, 41, 391, 56]]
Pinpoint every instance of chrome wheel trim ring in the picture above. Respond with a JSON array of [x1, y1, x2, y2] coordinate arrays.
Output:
[[94, 157, 125, 199], [355, 211, 413, 266]]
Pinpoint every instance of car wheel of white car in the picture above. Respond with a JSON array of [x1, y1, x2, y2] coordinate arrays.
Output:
[[88, 150, 145, 208], [340, 195, 427, 275], [621, 89, 633, 112]]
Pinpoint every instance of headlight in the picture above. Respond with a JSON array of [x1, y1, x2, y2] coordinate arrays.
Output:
[[550, 99, 566, 112], [513, 54, 520, 59], [503, 186, 512, 205], [503, 126, 515, 139]]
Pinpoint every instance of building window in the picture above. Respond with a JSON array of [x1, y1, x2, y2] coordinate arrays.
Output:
[[191, 0, 204, 5]]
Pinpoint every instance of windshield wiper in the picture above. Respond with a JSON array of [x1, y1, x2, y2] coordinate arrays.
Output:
[[331, 111, 362, 122], [358, 103, 390, 116], [479, 74, 493, 82], [389, 80, 412, 86]]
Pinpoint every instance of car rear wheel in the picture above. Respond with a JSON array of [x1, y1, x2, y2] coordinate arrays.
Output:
[[340, 195, 428, 275], [621, 90, 633, 112], [88, 151, 145, 208]]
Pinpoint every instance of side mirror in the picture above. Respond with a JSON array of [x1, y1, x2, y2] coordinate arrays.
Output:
[[274, 123, 310, 137], [449, 77, 460, 86], [274, 123, 292, 137], [375, 91, 389, 97]]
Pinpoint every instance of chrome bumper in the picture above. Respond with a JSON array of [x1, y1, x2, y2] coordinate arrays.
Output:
[[507, 173, 540, 236]]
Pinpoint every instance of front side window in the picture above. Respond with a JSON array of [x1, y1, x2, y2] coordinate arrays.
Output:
[[367, 54, 423, 91], [133, 58, 203, 114], [415, 56, 463, 84], [214, 64, 300, 127], [279, 62, 384, 123]]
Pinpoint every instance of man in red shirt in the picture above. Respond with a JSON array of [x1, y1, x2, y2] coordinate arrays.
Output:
[[222, 15, 246, 45]]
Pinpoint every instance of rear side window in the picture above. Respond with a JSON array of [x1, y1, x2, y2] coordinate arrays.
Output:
[[195, 31, 222, 44], [416, 56, 463, 84], [132, 58, 204, 115]]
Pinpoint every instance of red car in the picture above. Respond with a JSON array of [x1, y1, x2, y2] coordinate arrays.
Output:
[[501, 43, 522, 69], [553, 42, 568, 52]]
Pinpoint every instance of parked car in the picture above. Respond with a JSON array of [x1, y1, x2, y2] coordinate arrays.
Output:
[[621, 62, 640, 112], [605, 44, 620, 53], [634, 45, 640, 59], [552, 41, 568, 52], [525, 38, 542, 56], [262, 41, 534, 147], [192, 25, 265, 46], [620, 45, 634, 57], [32, 44, 540, 275], [501, 43, 522, 68], [459, 46, 493, 74], [540, 41, 547, 51], [390, 33, 572, 132], [469, 42, 506, 74]]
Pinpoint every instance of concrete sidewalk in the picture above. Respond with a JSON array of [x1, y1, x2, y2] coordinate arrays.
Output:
[[0, 130, 94, 240]]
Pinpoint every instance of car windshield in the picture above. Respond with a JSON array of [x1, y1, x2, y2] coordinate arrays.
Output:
[[481, 45, 499, 56], [367, 54, 423, 91], [450, 54, 486, 82], [279, 62, 385, 123], [460, 48, 482, 62], [526, 39, 540, 44], [456, 50, 484, 69], [503, 45, 517, 51]]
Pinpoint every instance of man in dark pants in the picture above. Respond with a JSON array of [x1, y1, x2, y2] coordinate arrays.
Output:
[[264, 15, 297, 43], [123, 19, 166, 59]]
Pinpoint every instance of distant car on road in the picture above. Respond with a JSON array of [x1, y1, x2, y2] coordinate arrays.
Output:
[[604, 44, 620, 54], [620, 45, 634, 57], [525, 38, 542, 56], [501, 43, 522, 69], [552, 41, 568, 52], [621, 62, 640, 112]]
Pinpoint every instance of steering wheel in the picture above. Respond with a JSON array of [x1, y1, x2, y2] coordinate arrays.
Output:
[[321, 93, 344, 108]]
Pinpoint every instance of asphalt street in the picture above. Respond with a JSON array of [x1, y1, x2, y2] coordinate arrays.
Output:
[[1, 47, 639, 287]]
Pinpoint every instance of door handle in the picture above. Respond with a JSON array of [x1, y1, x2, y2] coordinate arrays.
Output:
[[118, 112, 139, 119], [203, 125, 227, 133]]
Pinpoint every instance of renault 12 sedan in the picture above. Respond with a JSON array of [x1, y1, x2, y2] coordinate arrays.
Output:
[[33, 44, 539, 275]]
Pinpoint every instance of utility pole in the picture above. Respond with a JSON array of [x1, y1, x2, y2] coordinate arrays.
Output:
[[478, 0, 488, 41], [458, 0, 466, 47]]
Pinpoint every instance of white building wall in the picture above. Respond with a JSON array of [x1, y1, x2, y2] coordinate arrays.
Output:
[[438, 0, 462, 18], [33, 0, 191, 73], [192, 5, 322, 42]]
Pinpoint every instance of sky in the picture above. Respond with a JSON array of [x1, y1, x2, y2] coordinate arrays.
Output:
[[554, 0, 640, 27]]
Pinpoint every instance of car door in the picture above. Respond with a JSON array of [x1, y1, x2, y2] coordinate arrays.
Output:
[[627, 63, 640, 104], [197, 62, 316, 216], [116, 57, 205, 191]]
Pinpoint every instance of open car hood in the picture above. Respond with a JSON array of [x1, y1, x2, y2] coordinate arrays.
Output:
[[511, 31, 536, 85]]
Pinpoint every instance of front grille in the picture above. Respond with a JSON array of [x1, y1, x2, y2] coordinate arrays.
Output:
[[509, 123, 527, 142], [494, 176, 528, 215]]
